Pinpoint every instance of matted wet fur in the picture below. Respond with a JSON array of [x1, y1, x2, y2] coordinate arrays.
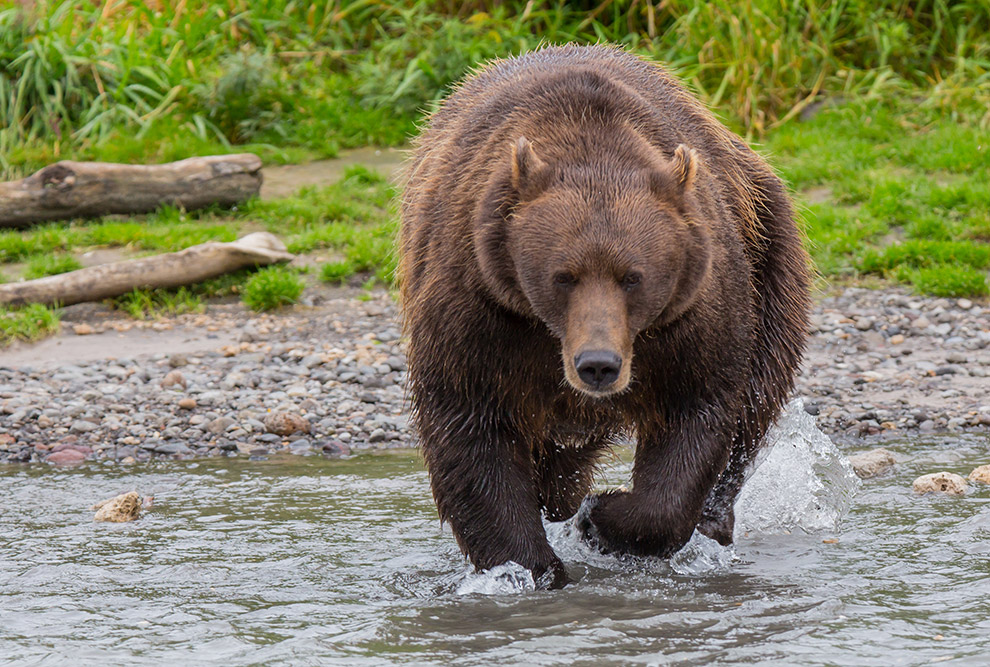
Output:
[[400, 44, 810, 588]]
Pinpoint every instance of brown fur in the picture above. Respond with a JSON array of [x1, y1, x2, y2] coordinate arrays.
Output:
[[400, 44, 811, 588]]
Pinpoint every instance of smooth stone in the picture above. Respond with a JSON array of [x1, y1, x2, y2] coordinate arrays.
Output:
[[968, 465, 990, 484], [46, 449, 87, 465], [848, 448, 896, 478], [93, 492, 142, 522], [155, 442, 192, 455], [321, 440, 351, 457], [263, 411, 310, 436], [912, 472, 967, 495], [207, 417, 236, 435], [70, 420, 98, 433]]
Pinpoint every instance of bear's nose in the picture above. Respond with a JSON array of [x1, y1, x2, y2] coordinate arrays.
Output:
[[574, 350, 622, 390]]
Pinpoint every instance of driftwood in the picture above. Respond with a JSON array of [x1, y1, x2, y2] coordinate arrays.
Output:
[[0, 154, 262, 228], [0, 232, 293, 307]]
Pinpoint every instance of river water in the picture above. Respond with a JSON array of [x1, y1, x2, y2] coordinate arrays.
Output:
[[2, 406, 989, 665]]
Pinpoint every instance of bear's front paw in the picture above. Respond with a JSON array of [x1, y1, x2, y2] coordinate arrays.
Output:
[[575, 490, 633, 555], [536, 559, 572, 590], [576, 490, 691, 558], [696, 506, 735, 547]]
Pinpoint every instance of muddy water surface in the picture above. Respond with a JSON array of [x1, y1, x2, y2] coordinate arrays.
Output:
[[2, 425, 989, 665]]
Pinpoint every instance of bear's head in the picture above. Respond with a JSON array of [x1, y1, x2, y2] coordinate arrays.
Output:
[[474, 137, 713, 397]]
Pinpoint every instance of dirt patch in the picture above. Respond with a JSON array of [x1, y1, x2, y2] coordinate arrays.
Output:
[[802, 186, 833, 204], [261, 146, 407, 199], [2, 319, 240, 369]]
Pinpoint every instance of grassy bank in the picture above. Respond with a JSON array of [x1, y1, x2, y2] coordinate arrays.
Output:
[[0, 95, 986, 344], [767, 100, 990, 297], [0, 165, 397, 342], [0, 1, 987, 345], [2, 0, 988, 176]]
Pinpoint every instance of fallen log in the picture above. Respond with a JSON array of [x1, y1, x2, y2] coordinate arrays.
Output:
[[0, 232, 293, 307], [0, 154, 262, 228]]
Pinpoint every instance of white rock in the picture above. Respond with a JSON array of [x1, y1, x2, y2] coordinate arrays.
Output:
[[912, 472, 967, 495], [848, 448, 896, 478], [968, 465, 990, 484]]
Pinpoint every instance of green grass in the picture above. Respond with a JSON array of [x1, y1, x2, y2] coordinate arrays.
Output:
[[0, 0, 418, 176], [112, 287, 204, 320], [767, 98, 990, 297], [0, 165, 396, 345], [895, 265, 990, 298], [23, 252, 82, 279], [320, 261, 354, 285], [241, 265, 305, 311], [0, 216, 239, 264], [0, 303, 60, 345], [3, 0, 988, 177]]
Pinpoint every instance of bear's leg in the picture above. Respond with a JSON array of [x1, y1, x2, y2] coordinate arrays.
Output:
[[534, 437, 607, 522], [695, 427, 753, 545], [693, 164, 811, 545], [418, 395, 569, 588], [578, 414, 732, 558]]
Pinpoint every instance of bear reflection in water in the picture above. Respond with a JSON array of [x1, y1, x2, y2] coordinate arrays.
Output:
[[400, 44, 811, 589]]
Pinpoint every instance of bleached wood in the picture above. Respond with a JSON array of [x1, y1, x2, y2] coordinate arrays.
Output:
[[0, 154, 262, 227], [0, 232, 293, 307]]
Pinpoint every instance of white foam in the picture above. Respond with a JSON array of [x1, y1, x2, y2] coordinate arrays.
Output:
[[734, 398, 861, 538], [669, 531, 735, 575], [455, 561, 536, 595]]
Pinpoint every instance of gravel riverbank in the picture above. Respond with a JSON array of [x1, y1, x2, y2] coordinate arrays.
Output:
[[1, 286, 988, 465]]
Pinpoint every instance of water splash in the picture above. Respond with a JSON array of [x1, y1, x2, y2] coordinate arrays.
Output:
[[455, 561, 536, 595], [734, 398, 861, 538], [669, 531, 735, 576]]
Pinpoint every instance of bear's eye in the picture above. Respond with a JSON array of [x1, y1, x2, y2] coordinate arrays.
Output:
[[621, 272, 642, 291], [553, 272, 576, 288]]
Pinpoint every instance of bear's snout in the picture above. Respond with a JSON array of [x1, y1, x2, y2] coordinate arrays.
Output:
[[574, 349, 622, 391]]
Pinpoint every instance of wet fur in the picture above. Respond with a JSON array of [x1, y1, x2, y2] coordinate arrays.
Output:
[[400, 45, 810, 587]]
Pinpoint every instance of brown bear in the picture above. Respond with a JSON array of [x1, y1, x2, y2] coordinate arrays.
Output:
[[400, 44, 810, 588]]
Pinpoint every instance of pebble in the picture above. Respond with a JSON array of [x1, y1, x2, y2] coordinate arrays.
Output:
[[70, 420, 98, 433], [93, 491, 142, 522], [1, 288, 987, 465], [264, 411, 311, 436], [969, 465, 990, 484], [912, 472, 968, 495], [847, 448, 896, 478], [160, 370, 187, 390], [322, 440, 351, 457], [46, 449, 87, 465], [207, 417, 235, 435], [155, 442, 192, 456]]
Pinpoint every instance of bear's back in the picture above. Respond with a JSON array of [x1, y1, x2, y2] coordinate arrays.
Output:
[[402, 45, 777, 299], [412, 45, 738, 175]]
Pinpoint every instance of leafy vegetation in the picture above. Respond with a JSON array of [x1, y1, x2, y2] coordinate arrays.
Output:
[[0, 0, 986, 327], [241, 266, 306, 311], [0, 303, 61, 345], [23, 252, 82, 279], [766, 98, 990, 296], [3, 0, 988, 176], [112, 287, 204, 320]]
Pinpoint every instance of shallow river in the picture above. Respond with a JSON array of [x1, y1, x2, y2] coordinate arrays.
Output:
[[2, 409, 989, 665]]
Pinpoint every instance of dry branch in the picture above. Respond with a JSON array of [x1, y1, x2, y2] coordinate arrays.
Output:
[[0, 154, 262, 228], [0, 232, 293, 307]]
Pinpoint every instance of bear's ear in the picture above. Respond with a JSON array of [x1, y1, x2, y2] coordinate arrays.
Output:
[[511, 137, 549, 194], [670, 144, 698, 191], [652, 143, 698, 199]]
